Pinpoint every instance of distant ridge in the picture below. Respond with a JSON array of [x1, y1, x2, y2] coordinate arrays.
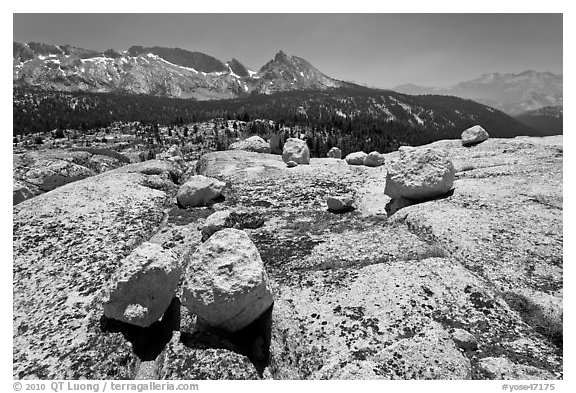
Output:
[[394, 70, 562, 116]]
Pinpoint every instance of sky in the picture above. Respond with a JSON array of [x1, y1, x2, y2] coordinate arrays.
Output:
[[13, 13, 563, 89]]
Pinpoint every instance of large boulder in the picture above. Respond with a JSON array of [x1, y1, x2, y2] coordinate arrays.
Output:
[[229, 136, 271, 154], [13, 160, 180, 379], [384, 147, 455, 201], [363, 151, 385, 167], [461, 125, 489, 146], [345, 151, 367, 165], [327, 147, 342, 159], [176, 175, 226, 207], [102, 242, 181, 327], [282, 138, 310, 165], [182, 228, 274, 332]]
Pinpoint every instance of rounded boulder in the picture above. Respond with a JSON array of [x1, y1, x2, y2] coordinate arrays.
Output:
[[363, 151, 385, 167], [282, 138, 310, 165], [182, 228, 274, 332], [229, 136, 271, 154], [327, 147, 342, 159], [176, 175, 226, 207], [461, 125, 489, 146], [345, 151, 367, 165], [384, 147, 455, 201]]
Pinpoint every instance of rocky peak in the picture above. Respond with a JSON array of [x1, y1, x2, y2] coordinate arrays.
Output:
[[228, 58, 250, 77], [274, 50, 291, 65]]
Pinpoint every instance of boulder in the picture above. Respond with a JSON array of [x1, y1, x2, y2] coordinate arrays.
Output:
[[24, 159, 96, 192], [201, 210, 265, 241], [201, 210, 232, 241], [166, 145, 183, 157], [327, 147, 342, 159], [13, 179, 36, 205], [282, 138, 310, 165], [384, 147, 455, 201], [13, 160, 180, 379], [102, 242, 181, 327], [326, 195, 354, 212], [451, 328, 478, 351], [176, 175, 226, 207], [345, 151, 367, 165], [461, 125, 489, 146], [229, 136, 271, 154], [88, 154, 122, 173], [182, 228, 274, 332], [363, 151, 385, 167], [286, 160, 298, 168]]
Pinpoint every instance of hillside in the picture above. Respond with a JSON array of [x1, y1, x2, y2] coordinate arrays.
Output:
[[514, 106, 563, 136], [394, 71, 562, 116], [13, 86, 537, 155]]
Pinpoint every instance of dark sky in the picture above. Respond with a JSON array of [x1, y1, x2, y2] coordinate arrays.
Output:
[[13, 13, 563, 88]]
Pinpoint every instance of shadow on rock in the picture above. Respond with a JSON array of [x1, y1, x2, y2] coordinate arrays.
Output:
[[386, 189, 455, 216], [100, 297, 181, 361], [327, 206, 356, 215], [180, 305, 274, 375]]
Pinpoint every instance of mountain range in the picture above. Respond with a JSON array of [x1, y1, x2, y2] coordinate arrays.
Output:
[[13, 42, 346, 100], [13, 41, 562, 138], [393, 71, 562, 116]]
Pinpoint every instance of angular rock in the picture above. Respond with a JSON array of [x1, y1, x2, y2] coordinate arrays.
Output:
[[229, 136, 271, 154], [461, 125, 489, 146], [201, 210, 232, 241], [201, 210, 266, 242], [102, 242, 181, 327], [363, 151, 385, 167], [384, 146, 455, 201], [327, 147, 342, 159], [176, 175, 226, 207], [286, 160, 298, 168], [282, 138, 310, 165], [478, 357, 555, 379], [451, 328, 478, 351], [345, 151, 367, 165], [182, 228, 274, 332], [326, 195, 354, 212]]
